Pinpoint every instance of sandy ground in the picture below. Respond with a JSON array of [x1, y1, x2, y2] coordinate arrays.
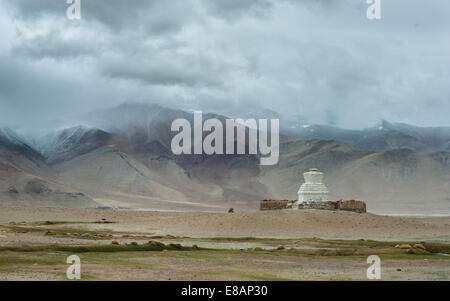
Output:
[[0, 204, 449, 281], [0, 205, 449, 242]]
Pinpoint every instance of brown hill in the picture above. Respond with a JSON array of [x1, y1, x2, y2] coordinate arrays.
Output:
[[0, 132, 98, 208], [1, 105, 448, 215]]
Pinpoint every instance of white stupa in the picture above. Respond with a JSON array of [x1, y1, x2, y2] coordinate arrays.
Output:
[[293, 168, 328, 209]]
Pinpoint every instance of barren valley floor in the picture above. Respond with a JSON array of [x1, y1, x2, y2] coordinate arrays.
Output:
[[0, 205, 449, 281]]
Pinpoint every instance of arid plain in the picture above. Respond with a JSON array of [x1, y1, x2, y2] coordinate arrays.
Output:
[[0, 204, 449, 281]]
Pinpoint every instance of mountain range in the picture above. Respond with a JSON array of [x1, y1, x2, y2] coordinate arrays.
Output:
[[1, 103, 449, 215]]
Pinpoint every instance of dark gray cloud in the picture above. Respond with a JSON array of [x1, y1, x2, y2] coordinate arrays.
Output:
[[0, 0, 449, 133], [5, 0, 184, 33], [100, 53, 229, 87], [13, 28, 100, 59], [5, 0, 260, 34], [204, 0, 273, 19]]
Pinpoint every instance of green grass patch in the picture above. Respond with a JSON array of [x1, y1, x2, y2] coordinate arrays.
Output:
[[422, 242, 450, 254], [34, 221, 88, 226], [0, 253, 65, 270], [196, 270, 295, 281], [0, 241, 205, 254], [152, 251, 225, 260], [211, 245, 450, 260], [0, 225, 43, 233]]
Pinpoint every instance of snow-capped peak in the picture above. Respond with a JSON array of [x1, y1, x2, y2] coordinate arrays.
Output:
[[37, 126, 96, 157], [0, 127, 29, 147]]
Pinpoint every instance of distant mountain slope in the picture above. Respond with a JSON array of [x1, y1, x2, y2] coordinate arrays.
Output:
[[0, 128, 45, 167], [0, 128, 98, 208], [386, 122, 450, 150], [258, 137, 370, 201], [1, 104, 448, 214], [282, 120, 450, 166], [48, 105, 266, 210], [260, 139, 450, 214], [282, 122, 430, 152], [49, 104, 450, 214], [329, 148, 450, 214], [36, 126, 129, 164]]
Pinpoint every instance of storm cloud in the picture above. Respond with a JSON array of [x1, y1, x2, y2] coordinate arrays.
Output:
[[0, 0, 449, 132]]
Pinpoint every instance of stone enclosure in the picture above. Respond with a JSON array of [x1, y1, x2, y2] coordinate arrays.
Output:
[[260, 200, 296, 211], [260, 199, 367, 213], [261, 168, 367, 213]]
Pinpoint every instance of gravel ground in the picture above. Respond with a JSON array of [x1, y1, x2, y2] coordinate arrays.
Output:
[[0, 204, 449, 281]]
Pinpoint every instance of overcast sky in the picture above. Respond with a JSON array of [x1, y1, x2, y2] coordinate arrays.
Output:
[[0, 0, 449, 132]]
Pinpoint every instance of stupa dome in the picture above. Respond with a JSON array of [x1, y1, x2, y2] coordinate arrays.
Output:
[[294, 168, 328, 209]]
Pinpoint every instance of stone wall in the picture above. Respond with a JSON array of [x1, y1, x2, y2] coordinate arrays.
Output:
[[335, 200, 367, 213], [297, 201, 337, 211], [260, 200, 296, 211], [260, 199, 366, 213]]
